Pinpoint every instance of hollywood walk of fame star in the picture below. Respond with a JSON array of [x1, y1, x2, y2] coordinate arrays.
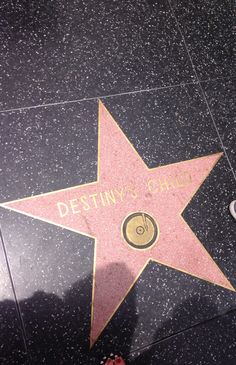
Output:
[[1, 101, 234, 346]]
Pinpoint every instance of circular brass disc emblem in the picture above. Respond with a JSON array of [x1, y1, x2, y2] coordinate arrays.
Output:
[[122, 212, 159, 249]]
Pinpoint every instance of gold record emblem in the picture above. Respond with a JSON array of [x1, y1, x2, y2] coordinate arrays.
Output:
[[122, 212, 159, 249]]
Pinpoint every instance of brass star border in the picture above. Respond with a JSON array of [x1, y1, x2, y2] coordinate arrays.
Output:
[[0, 101, 234, 347]]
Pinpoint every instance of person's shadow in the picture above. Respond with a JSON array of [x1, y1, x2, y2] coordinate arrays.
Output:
[[1, 263, 228, 365], [0, 262, 138, 364]]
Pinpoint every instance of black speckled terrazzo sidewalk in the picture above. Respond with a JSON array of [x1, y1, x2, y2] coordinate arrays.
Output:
[[0, 1, 235, 364]]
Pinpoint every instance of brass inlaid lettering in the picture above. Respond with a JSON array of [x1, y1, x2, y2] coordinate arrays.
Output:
[[148, 171, 192, 194], [56, 173, 192, 218]]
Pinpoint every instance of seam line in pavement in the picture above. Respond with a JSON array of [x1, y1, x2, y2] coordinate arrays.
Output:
[[128, 307, 236, 357], [0, 227, 31, 364], [167, 0, 236, 182], [0, 75, 235, 114]]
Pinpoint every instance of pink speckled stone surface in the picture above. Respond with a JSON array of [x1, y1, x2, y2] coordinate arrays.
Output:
[[2, 101, 234, 345]]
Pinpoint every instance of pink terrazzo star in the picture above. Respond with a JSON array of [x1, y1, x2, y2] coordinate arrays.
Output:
[[1, 101, 234, 346]]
